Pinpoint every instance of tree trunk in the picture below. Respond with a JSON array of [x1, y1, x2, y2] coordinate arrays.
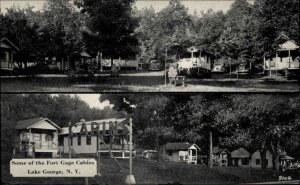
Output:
[[259, 148, 267, 169], [270, 140, 280, 171], [111, 58, 113, 71], [24, 61, 27, 69], [259, 141, 267, 169], [208, 131, 213, 168]]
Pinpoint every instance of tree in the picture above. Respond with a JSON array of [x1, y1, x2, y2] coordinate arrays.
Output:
[[135, 0, 192, 59], [218, 0, 258, 66], [191, 10, 226, 58], [76, 0, 138, 67], [252, 0, 299, 55], [1, 6, 40, 69], [36, 0, 85, 62], [219, 94, 300, 170]]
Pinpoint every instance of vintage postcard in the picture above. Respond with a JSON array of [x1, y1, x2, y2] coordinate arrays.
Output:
[[1, 93, 300, 184], [1, 0, 300, 184], [0, 0, 299, 92]]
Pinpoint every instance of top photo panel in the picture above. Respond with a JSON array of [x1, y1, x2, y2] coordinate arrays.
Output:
[[1, 0, 299, 92]]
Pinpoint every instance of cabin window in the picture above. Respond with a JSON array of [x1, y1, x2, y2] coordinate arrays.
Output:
[[113, 136, 121, 145], [264, 159, 268, 166], [77, 135, 81, 146], [242, 159, 249, 165], [168, 151, 172, 156], [180, 156, 185, 161], [86, 136, 91, 145], [0, 51, 9, 62], [256, 159, 261, 165], [103, 136, 110, 144], [33, 133, 41, 141]]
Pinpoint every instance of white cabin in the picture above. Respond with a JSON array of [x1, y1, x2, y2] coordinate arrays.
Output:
[[163, 142, 200, 164], [264, 34, 300, 76], [14, 117, 61, 158], [60, 118, 131, 158]]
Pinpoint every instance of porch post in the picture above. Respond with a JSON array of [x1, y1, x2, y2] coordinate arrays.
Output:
[[275, 52, 278, 75], [288, 50, 291, 68], [196, 148, 197, 164], [55, 130, 58, 157], [263, 54, 266, 75]]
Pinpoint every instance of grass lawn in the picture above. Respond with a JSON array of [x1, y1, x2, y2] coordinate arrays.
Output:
[[2, 156, 283, 185], [1, 73, 299, 92]]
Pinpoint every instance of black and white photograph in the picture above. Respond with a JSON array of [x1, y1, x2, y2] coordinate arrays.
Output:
[[1, 0, 299, 92], [1, 93, 300, 184], [1, 0, 300, 185]]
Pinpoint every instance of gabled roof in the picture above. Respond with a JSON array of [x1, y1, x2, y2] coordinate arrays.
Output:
[[1, 37, 20, 51], [15, 117, 61, 130], [60, 118, 128, 135], [213, 147, 229, 155], [80, 51, 92, 58], [231, 147, 250, 158], [275, 33, 299, 50], [165, 142, 200, 151]]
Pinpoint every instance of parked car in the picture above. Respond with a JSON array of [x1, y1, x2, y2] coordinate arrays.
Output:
[[212, 63, 226, 73], [237, 63, 249, 74], [141, 150, 158, 159], [149, 60, 163, 71]]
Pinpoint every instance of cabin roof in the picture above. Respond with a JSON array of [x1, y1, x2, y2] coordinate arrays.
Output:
[[213, 147, 229, 155], [15, 117, 61, 130], [1, 37, 20, 51], [231, 147, 250, 158], [80, 51, 92, 58], [60, 117, 128, 135], [276, 33, 299, 50], [165, 142, 200, 151]]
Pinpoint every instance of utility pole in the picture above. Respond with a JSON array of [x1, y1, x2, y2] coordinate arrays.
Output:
[[208, 131, 213, 168], [97, 136, 102, 176]]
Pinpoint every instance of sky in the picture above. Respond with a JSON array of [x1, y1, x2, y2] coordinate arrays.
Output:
[[67, 94, 112, 109], [0, 0, 254, 14]]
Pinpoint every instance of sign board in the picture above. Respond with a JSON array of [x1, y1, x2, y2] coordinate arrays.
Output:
[[10, 159, 97, 177]]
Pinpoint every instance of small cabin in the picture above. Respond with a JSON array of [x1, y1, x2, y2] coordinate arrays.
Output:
[[162, 142, 200, 164], [60, 118, 132, 158], [14, 117, 61, 158], [250, 150, 273, 169], [177, 50, 213, 76], [231, 147, 250, 167], [212, 147, 229, 166], [264, 34, 300, 76], [1, 37, 19, 71]]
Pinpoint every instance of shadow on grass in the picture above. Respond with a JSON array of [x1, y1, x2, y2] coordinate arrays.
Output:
[[1, 75, 299, 92]]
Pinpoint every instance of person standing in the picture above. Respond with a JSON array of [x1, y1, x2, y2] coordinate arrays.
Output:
[[168, 63, 178, 86]]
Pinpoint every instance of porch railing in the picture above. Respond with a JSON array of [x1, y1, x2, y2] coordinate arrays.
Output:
[[33, 141, 58, 150], [189, 156, 197, 161], [99, 143, 131, 150]]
